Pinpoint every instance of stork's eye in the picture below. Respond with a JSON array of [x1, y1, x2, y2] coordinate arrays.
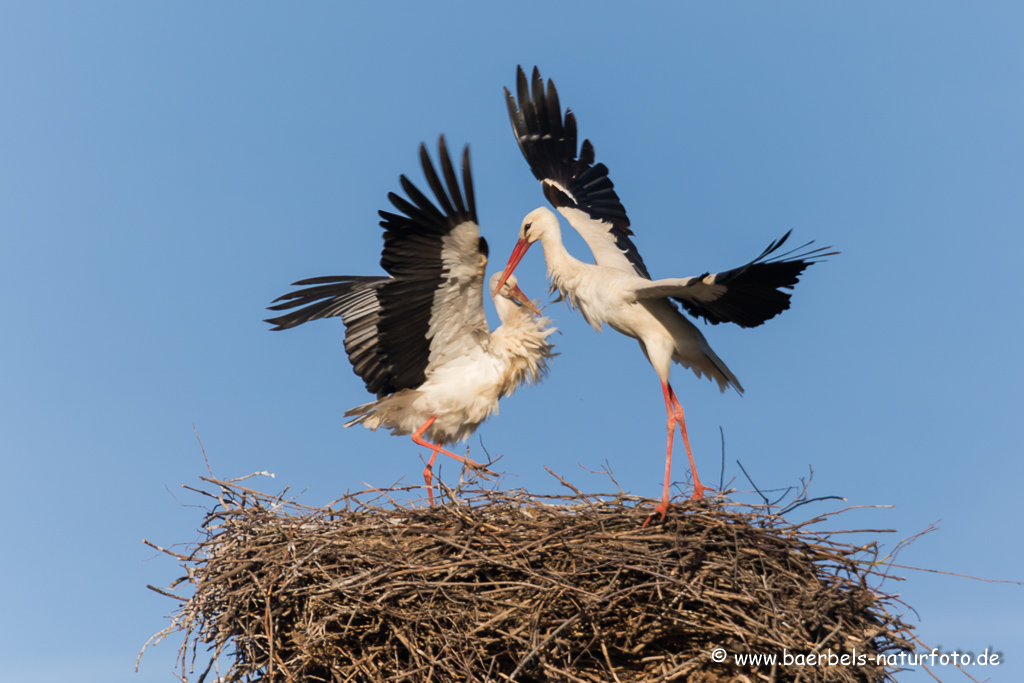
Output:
[[523, 222, 533, 234]]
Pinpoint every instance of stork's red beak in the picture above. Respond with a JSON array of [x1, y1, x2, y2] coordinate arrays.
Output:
[[495, 237, 532, 293], [508, 283, 542, 316]]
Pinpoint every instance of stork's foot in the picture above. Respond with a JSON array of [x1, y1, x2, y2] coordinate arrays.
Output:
[[421, 456, 497, 505], [643, 483, 715, 526], [461, 457, 497, 481], [691, 481, 715, 500], [642, 500, 672, 527]]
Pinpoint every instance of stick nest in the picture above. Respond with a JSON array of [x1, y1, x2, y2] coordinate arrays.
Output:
[[144, 475, 915, 682]]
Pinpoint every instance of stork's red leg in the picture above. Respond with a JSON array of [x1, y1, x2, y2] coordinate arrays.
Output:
[[643, 381, 679, 527], [667, 384, 713, 500], [644, 381, 712, 527], [422, 444, 442, 506], [410, 416, 490, 505]]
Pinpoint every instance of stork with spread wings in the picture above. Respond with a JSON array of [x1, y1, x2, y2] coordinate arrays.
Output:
[[268, 137, 556, 503]]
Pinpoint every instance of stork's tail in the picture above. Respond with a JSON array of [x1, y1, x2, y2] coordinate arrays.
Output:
[[706, 346, 744, 395], [343, 401, 380, 430], [678, 342, 744, 395]]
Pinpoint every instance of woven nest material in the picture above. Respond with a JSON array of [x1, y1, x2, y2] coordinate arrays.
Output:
[[142, 473, 918, 683]]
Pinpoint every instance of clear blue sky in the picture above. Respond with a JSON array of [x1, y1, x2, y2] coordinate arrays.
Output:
[[2, 2, 1021, 681]]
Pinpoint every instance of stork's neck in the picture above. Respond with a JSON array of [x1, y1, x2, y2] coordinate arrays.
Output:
[[491, 295, 518, 329], [536, 226, 607, 331], [537, 228, 588, 285], [488, 301, 555, 393]]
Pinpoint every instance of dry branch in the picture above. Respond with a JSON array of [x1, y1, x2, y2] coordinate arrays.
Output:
[[142, 476, 918, 682]]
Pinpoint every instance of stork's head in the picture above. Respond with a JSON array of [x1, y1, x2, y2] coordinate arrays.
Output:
[[495, 207, 558, 294], [517, 206, 558, 244], [489, 270, 541, 316]]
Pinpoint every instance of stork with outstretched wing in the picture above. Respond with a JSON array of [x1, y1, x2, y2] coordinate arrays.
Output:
[[496, 67, 834, 525], [268, 137, 556, 503]]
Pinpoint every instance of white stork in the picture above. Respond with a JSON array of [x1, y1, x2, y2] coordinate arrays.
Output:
[[496, 67, 834, 525], [267, 137, 556, 504]]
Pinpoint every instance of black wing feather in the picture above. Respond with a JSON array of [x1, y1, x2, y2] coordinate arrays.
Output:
[[462, 146, 476, 221], [438, 136, 468, 217], [265, 276, 394, 394], [419, 144, 457, 218], [506, 65, 650, 279], [266, 136, 481, 395], [674, 231, 836, 328]]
